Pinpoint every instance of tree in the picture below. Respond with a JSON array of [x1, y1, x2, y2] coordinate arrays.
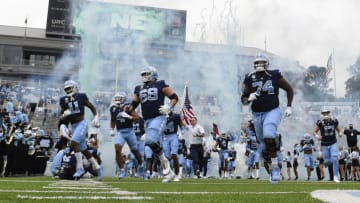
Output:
[[300, 65, 334, 101], [345, 56, 360, 100]]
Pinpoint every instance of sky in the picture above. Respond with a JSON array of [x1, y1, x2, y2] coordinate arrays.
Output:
[[1, 0, 360, 97]]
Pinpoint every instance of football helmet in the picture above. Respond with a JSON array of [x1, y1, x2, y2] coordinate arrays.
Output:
[[320, 108, 331, 120], [63, 80, 78, 96], [140, 66, 158, 82], [253, 53, 269, 72], [303, 133, 311, 140], [112, 91, 127, 106]]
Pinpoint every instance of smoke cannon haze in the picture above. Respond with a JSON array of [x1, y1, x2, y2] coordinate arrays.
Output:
[[43, 1, 357, 179]]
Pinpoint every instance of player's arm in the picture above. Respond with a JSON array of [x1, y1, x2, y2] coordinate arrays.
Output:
[[84, 100, 97, 116], [110, 112, 116, 129], [128, 94, 140, 112], [313, 125, 321, 140], [279, 78, 294, 107], [130, 110, 140, 122], [336, 125, 342, 137], [241, 83, 252, 105], [163, 86, 178, 107]]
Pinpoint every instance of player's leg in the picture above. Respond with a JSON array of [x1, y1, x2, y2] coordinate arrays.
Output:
[[70, 121, 88, 179], [262, 107, 282, 183]]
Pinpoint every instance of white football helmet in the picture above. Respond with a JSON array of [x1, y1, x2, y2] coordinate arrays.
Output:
[[140, 66, 158, 82], [112, 91, 127, 106], [320, 108, 331, 120], [63, 80, 78, 96], [303, 133, 311, 140], [253, 53, 269, 72]]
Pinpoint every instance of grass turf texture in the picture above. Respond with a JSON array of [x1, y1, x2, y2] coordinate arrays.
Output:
[[0, 176, 358, 203]]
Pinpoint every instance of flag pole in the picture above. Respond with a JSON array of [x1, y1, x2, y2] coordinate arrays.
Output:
[[180, 81, 188, 110], [332, 48, 336, 97]]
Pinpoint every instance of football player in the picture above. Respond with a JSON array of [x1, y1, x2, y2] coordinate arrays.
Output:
[[177, 133, 187, 178], [133, 114, 145, 177], [244, 120, 260, 179], [59, 80, 103, 180], [228, 146, 237, 179], [299, 133, 316, 181], [213, 132, 233, 178], [313, 109, 342, 182], [241, 53, 294, 184], [109, 91, 144, 179], [163, 111, 183, 181], [127, 66, 178, 183]]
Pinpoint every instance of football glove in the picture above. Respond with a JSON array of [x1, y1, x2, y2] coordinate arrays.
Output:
[[120, 111, 132, 119], [248, 93, 258, 102], [285, 107, 292, 117], [92, 115, 100, 128], [110, 128, 115, 137], [159, 104, 173, 115], [62, 109, 71, 118]]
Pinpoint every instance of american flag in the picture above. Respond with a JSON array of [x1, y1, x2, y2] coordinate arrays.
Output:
[[326, 53, 333, 77], [181, 85, 195, 125]]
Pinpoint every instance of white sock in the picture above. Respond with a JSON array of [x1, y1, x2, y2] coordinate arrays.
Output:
[[89, 157, 100, 169], [158, 153, 170, 175], [179, 166, 183, 177], [255, 169, 259, 177], [75, 152, 83, 169], [271, 158, 278, 168]]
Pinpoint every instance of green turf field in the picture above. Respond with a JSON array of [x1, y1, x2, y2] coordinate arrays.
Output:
[[0, 176, 358, 203]]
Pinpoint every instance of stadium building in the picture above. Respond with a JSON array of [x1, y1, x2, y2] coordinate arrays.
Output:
[[0, 0, 307, 178]]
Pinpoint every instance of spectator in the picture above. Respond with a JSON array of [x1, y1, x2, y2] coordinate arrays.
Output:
[[343, 124, 360, 152]]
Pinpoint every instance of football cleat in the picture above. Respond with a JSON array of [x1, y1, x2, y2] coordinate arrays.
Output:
[[118, 169, 126, 179], [270, 167, 281, 184], [162, 170, 175, 183], [144, 171, 151, 180], [173, 175, 181, 182], [137, 165, 144, 177], [96, 166, 103, 181], [73, 168, 85, 180]]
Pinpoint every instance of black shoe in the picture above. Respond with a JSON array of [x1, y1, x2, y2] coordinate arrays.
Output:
[[295, 176, 298, 180], [195, 170, 201, 178]]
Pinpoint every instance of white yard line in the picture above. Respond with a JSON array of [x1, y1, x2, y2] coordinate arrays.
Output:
[[140, 191, 308, 195], [17, 195, 152, 200], [13, 178, 153, 200], [311, 190, 360, 203], [0, 189, 136, 195]]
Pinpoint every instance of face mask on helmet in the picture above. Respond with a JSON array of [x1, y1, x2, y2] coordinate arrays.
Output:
[[253, 53, 269, 72], [321, 110, 331, 120], [112, 92, 127, 106], [141, 66, 158, 82], [303, 133, 311, 140], [63, 80, 78, 96]]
